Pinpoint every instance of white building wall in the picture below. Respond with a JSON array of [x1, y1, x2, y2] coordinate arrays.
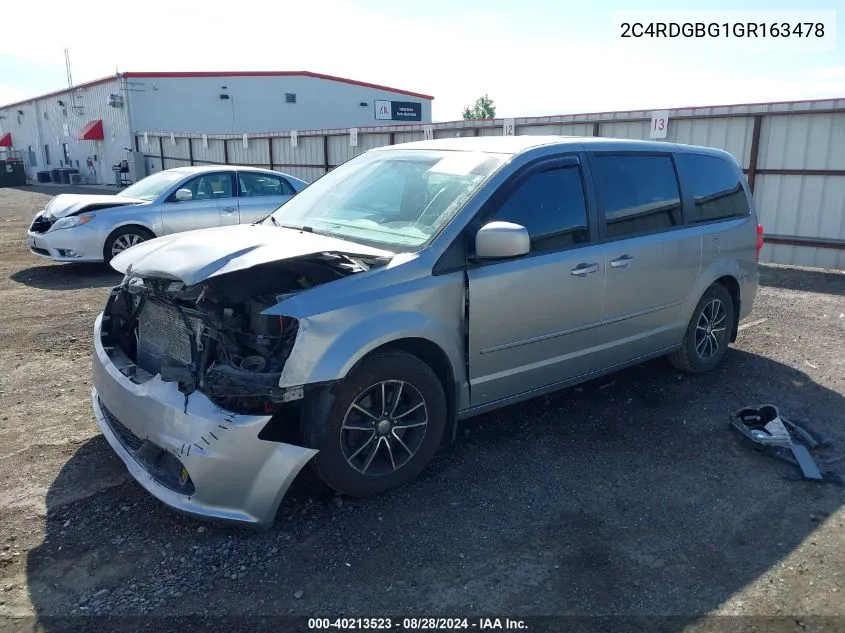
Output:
[[0, 78, 133, 184], [128, 75, 432, 134]]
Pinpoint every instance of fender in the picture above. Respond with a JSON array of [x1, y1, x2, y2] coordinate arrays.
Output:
[[277, 309, 464, 391], [109, 219, 159, 237]]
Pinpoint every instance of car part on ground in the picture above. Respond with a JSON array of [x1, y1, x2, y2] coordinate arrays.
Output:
[[730, 405, 845, 484]]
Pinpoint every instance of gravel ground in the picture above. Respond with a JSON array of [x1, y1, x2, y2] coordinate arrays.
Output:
[[1, 185, 844, 632]]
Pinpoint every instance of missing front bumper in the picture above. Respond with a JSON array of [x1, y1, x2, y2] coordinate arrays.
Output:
[[91, 313, 318, 528]]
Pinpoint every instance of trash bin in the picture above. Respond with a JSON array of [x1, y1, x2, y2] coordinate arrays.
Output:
[[0, 160, 26, 187], [36, 171, 51, 183], [50, 168, 61, 183]]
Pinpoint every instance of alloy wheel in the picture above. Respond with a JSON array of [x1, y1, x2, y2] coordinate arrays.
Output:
[[695, 298, 728, 359], [340, 380, 429, 476], [111, 233, 145, 257]]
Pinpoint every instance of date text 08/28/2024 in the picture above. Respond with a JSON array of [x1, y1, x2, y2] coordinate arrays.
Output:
[[307, 617, 528, 630]]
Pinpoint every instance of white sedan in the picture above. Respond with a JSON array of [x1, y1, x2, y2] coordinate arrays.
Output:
[[27, 165, 308, 264]]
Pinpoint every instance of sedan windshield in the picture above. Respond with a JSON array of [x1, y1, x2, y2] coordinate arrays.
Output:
[[120, 170, 187, 201], [267, 149, 508, 250]]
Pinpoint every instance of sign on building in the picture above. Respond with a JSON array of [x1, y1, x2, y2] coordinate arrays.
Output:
[[650, 110, 669, 139], [375, 100, 422, 122]]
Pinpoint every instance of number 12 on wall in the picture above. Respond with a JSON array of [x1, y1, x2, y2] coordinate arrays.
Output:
[[650, 110, 669, 139]]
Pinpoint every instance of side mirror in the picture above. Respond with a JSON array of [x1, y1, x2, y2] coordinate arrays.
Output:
[[475, 221, 530, 259], [174, 188, 193, 202]]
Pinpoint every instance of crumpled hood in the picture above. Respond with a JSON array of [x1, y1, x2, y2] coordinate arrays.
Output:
[[110, 224, 394, 286], [44, 194, 147, 219]]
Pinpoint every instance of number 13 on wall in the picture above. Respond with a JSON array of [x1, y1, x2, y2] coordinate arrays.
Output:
[[650, 110, 669, 139]]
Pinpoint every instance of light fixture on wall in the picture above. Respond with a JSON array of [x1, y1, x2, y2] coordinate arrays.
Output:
[[359, 102, 368, 107], [57, 99, 65, 106], [219, 94, 230, 100], [16, 110, 23, 116]]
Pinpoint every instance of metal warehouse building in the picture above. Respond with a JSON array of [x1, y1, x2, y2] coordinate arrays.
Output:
[[0, 71, 433, 185]]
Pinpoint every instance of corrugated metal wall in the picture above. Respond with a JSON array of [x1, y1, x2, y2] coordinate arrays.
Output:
[[135, 98, 845, 270], [0, 79, 131, 184]]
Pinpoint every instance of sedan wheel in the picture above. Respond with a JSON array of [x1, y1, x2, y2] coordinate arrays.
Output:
[[103, 226, 155, 263], [111, 233, 144, 258]]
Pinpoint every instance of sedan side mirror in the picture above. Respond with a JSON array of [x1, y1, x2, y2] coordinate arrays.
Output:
[[174, 188, 193, 202], [475, 221, 530, 259]]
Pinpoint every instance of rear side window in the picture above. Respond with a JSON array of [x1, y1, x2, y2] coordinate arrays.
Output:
[[590, 155, 682, 240], [489, 165, 589, 251], [676, 154, 750, 223], [239, 172, 295, 197]]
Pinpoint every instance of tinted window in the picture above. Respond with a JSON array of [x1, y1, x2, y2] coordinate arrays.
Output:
[[677, 154, 749, 223], [180, 172, 234, 200], [489, 166, 589, 251], [239, 172, 294, 197], [591, 155, 682, 239]]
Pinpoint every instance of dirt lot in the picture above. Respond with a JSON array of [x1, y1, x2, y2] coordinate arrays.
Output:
[[1, 185, 844, 631]]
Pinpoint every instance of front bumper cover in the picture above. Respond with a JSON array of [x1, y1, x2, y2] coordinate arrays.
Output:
[[91, 312, 317, 528], [27, 226, 105, 263]]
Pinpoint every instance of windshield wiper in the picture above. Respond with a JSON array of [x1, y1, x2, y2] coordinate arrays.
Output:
[[260, 215, 318, 233]]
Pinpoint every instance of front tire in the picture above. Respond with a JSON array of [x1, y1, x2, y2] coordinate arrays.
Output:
[[668, 283, 735, 373], [301, 350, 447, 497], [103, 226, 155, 263]]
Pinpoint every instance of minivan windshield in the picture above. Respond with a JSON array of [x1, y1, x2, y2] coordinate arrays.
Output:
[[121, 170, 187, 201], [266, 149, 507, 250]]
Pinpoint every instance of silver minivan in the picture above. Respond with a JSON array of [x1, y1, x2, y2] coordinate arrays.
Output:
[[92, 136, 761, 527]]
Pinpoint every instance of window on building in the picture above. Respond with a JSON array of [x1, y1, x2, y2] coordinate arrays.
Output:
[[590, 154, 682, 240], [238, 172, 295, 197], [28, 146, 37, 167], [676, 153, 750, 223], [285, 93, 297, 104], [44, 145, 51, 165], [488, 165, 589, 252], [62, 143, 71, 166]]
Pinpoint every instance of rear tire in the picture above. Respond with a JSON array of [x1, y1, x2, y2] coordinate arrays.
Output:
[[668, 283, 735, 373], [300, 350, 447, 498], [103, 226, 155, 263]]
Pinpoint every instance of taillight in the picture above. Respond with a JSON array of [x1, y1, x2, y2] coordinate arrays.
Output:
[[756, 224, 764, 261]]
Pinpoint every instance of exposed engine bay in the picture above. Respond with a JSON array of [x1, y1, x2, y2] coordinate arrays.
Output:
[[99, 253, 385, 414]]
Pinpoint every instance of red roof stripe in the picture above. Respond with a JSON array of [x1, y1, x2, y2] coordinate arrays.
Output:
[[0, 71, 434, 109], [0, 132, 12, 148]]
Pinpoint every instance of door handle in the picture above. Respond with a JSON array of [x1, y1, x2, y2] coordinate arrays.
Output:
[[222, 206, 237, 212], [610, 254, 634, 269], [570, 263, 599, 276]]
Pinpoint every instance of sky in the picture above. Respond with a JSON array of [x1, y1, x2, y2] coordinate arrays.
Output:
[[0, 0, 842, 122]]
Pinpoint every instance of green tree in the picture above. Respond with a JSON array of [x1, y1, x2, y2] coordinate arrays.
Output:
[[462, 94, 496, 120]]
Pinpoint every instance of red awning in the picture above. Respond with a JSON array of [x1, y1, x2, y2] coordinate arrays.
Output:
[[78, 120, 104, 141], [0, 132, 11, 148]]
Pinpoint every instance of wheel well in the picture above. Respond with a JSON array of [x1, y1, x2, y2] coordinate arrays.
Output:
[[366, 338, 459, 442], [714, 275, 741, 342], [110, 224, 156, 239]]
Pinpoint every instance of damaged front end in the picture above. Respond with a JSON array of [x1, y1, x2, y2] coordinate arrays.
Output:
[[100, 253, 380, 415]]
